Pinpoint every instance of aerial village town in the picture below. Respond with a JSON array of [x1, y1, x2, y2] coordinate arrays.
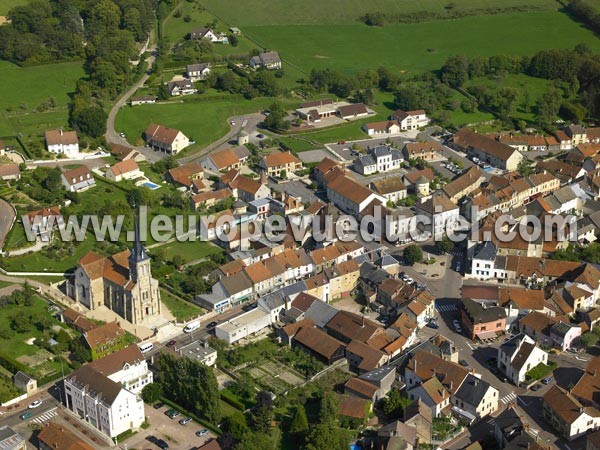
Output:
[[2, 1, 600, 450]]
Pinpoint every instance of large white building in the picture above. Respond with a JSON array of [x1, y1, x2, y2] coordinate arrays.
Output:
[[87, 345, 153, 394], [64, 364, 145, 438], [215, 308, 272, 344], [414, 192, 460, 239], [45, 129, 79, 157]]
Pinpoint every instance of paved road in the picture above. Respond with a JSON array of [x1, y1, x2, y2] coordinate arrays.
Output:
[[0, 197, 15, 251], [177, 112, 264, 165], [105, 48, 161, 162]]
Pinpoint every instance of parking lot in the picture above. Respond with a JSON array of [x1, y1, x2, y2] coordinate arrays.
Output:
[[125, 403, 215, 450]]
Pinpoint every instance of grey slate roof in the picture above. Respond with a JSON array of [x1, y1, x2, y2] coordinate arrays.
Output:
[[370, 145, 392, 158], [304, 300, 338, 329], [0, 426, 24, 450], [550, 321, 575, 337], [462, 298, 507, 323], [454, 374, 494, 408], [356, 154, 376, 167], [475, 240, 497, 261]]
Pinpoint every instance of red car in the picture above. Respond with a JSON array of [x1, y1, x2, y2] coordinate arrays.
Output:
[[337, 140, 346, 145], [166, 340, 177, 347]]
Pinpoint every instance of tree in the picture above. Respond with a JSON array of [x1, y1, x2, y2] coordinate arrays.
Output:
[[435, 235, 454, 255], [141, 382, 163, 403], [318, 392, 338, 425], [279, 169, 287, 180], [73, 106, 107, 138], [221, 411, 249, 441], [158, 352, 220, 423], [251, 390, 274, 433], [403, 245, 423, 265], [441, 55, 469, 88], [580, 332, 599, 348], [289, 404, 309, 436], [381, 388, 405, 419], [517, 158, 533, 177], [303, 423, 350, 450]]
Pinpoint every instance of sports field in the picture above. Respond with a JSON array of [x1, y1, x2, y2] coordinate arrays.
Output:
[[199, 0, 559, 25], [241, 11, 600, 75]]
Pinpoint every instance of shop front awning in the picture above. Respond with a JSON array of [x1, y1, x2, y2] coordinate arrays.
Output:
[[476, 330, 497, 341]]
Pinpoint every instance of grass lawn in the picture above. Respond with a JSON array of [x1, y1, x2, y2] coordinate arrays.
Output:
[[0, 294, 63, 359], [115, 96, 294, 155], [1, 234, 98, 273], [241, 11, 600, 75], [158, 239, 223, 264], [199, 0, 558, 26], [0, 61, 84, 112], [163, 1, 258, 56], [0, 0, 28, 15], [160, 288, 203, 322]]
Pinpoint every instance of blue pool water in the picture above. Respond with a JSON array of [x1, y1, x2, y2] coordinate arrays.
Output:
[[143, 181, 160, 190], [350, 445, 361, 450]]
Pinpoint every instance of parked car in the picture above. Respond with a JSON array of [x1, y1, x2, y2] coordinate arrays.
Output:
[[196, 429, 209, 437], [453, 320, 462, 333], [119, 132, 126, 138], [426, 321, 439, 329], [459, 359, 470, 367], [179, 417, 193, 425], [28, 400, 42, 409], [156, 438, 169, 450], [256, 133, 265, 139], [165, 409, 181, 419], [19, 412, 33, 420], [166, 340, 177, 347], [531, 384, 541, 391], [230, 120, 236, 126], [337, 140, 346, 145], [542, 376, 553, 385], [207, 321, 218, 328], [153, 402, 165, 409]]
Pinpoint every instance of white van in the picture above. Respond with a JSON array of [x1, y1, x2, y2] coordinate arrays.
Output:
[[139, 342, 154, 353], [183, 321, 200, 333]]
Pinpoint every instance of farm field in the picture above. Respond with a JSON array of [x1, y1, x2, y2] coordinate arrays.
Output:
[[115, 96, 295, 153], [242, 12, 600, 75], [198, 0, 559, 25]]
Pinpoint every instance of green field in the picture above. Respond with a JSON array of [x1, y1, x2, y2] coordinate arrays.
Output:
[[0, 61, 84, 111], [115, 96, 293, 153], [241, 12, 600, 75], [0, 0, 27, 15], [199, 0, 559, 25], [163, 1, 258, 56], [158, 239, 223, 264], [160, 288, 203, 322]]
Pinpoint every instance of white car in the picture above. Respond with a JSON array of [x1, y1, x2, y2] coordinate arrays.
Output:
[[230, 120, 236, 126], [28, 400, 42, 409], [119, 132, 126, 138]]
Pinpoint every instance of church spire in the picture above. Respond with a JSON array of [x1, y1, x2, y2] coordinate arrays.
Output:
[[129, 207, 149, 281]]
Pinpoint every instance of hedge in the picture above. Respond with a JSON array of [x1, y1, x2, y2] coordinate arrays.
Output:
[[220, 390, 245, 411]]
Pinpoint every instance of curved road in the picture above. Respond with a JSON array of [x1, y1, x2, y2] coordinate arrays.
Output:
[[105, 49, 163, 162], [0, 197, 16, 251]]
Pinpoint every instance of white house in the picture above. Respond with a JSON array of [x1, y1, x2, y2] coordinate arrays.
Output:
[[543, 385, 600, 440], [391, 110, 430, 130], [106, 160, 143, 182], [407, 376, 450, 418], [87, 345, 153, 395], [167, 79, 197, 96], [190, 27, 219, 41], [353, 145, 403, 176], [45, 129, 79, 157], [414, 192, 460, 239], [145, 123, 190, 155], [64, 365, 145, 438], [186, 63, 211, 80], [362, 121, 401, 136], [249, 51, 282, 70], [452, 374, 499, 422], [61, 166, 95, 193], [327, 175, 385, 216], [497, 333, 548, 385]]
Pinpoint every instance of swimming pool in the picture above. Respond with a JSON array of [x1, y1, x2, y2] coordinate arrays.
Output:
[[143, 181, 160, 190]]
